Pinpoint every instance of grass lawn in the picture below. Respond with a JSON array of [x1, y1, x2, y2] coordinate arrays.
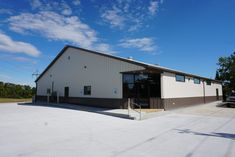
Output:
[[0, 98, 32, 103]]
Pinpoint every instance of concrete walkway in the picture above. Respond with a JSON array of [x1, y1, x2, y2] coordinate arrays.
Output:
[[0, 101, 234, 157], [20, 102, 161, 120], [19, 102, 143, 120]]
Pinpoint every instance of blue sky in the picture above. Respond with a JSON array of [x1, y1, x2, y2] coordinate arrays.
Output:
[[0, 0, 234, 86]]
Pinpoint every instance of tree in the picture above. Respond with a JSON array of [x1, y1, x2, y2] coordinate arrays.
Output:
[[0, 82, 35, 98], [215, 71, 220, 80], [216, 52, 235, 99]]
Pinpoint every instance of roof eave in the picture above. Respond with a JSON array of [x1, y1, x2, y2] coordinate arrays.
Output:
[[35, 46, 69, 82], [35, 45, 222, 84]]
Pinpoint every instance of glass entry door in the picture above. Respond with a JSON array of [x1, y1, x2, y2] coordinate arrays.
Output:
[[123, 73, 161, 108], [135, 83, 149, 108]]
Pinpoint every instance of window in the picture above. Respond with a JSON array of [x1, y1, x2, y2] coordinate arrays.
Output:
[[123, 73, 161, 98], [231, 92, 235, 96], [123, 74, 134, 83], [175, 74, 185, 82], [194, 78, 200, 84], [206, 80, 211, 85], [84, 86, 91, 95], [135, 74, 148, 82], [64, 87, 69, 98], [123, 83, 135, 98], [47, 88, 51, 94]]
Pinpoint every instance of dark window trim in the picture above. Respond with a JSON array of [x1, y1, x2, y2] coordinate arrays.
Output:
[[122, 73, 161, 98], [123, 73, 135, 84], [47, 88, 51, 94], [175, 74, 185, 82], [64, 86, 69, 98], [84, 86, 91, 95], [206, 80, 212, 85], [193, 78, 201, 84]]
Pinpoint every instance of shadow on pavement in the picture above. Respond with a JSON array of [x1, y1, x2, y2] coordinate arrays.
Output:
[[18, 102, 133, 120], [175, 129, 235, 140], [216, 102, 235, 108]]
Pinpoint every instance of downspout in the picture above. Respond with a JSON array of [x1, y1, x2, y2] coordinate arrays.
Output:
[[160, 73, 165, 110], [35, 82, 37, 103], [203, 80, 206, 103], [52, 81, 54, 93]]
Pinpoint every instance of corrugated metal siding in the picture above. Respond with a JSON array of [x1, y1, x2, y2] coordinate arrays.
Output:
[[161, 72, 223, 99], [37, 47, 145, 98]]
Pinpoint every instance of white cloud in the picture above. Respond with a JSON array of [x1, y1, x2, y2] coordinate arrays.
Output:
[[148, 1, 159, 15], [0, 54, 37, 64], [101, 9, 125, 28], [94, 43, 116, 54], [29, 0, 73, 16], [95, 43, 111, 52], [12, 57, 37, 64], [0, 74, 11, 80], [0, 9, 13, 15], [8, 11, 115, 54], [119, 38, 156, 52], [30, 0, 42, 9], [100, 0, 163, 31], [73, 0, 80, 6], [61, 9, 72, 16], [0, 32, 41, 57], [8, 11, 97, 48], [60, 1, 73, 16]]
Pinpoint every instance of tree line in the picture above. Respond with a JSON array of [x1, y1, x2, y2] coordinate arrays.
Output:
[[0, 82, 35, 98], [216, 52, 235, 99]]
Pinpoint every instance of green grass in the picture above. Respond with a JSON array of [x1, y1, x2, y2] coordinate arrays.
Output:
[[0, 98, 32, 103]]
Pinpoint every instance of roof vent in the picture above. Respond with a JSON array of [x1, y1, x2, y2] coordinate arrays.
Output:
[[127, 56, 133, 60]]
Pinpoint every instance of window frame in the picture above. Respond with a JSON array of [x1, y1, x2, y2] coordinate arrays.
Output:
[[135, 74, 148, 82], [206, 80, 211, 85], [84, 86, 91, 95], [122, 73, 161, 98], [175, 74, 185, 82], [123, 74, 134, 84], [193, 78, 201, 84], [47, 88, 51, 94], [64, 86, 69, 98]]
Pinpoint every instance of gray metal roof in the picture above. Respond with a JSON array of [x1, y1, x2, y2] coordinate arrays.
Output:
[[35, 45, 221, 83]]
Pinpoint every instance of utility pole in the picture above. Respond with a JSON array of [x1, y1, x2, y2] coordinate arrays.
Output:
[[32, 70, 40, 78], [32, 70, 40, 103]]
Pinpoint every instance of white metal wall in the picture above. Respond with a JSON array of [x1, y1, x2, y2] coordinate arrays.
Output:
[[161, 72, 222, 99], [205, 82, 223, 96], [37, 47, 145, 98]]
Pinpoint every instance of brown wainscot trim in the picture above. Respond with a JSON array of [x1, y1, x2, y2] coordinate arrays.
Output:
[[36, 95, 164, 109], [36, 95, 128, 109], [36, 95, 222, 110], [36, 95, 48, 102], [149, 97, 164, 109], [162, 96, 223, 110]]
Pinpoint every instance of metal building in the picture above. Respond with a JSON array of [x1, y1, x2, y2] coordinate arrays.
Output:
[[35, 45, 223, 110]]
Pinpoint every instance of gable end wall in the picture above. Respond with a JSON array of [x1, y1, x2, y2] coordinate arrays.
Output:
[[36, 47, 145, 99]]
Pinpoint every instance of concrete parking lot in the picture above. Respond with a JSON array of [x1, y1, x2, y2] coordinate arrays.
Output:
[[0, 101, 235, 157]]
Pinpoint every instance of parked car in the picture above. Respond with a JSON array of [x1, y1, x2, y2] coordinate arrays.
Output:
[[226, 92, 235, 107]]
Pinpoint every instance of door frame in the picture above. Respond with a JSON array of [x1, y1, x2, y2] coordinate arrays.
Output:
[[216, 88, 219, 100]]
